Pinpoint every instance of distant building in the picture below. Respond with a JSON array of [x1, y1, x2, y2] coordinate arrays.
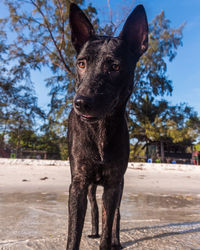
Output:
[[0, 148, 60, 160], [0, 148, 10, 158], [146, 141, 192, 164]]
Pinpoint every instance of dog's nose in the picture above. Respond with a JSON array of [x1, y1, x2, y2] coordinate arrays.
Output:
[[74, 96, 93, 113]]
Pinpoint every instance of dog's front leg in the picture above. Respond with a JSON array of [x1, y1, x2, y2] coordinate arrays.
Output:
[[88, 184, 100, 238], [112, 178, 124, 249], [67, 180, 88, 250], [100, 184, 122, 250]]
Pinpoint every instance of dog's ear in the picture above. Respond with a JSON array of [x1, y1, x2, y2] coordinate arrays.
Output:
[[119, 5, 148, 59], [69, 3, 95, 53]]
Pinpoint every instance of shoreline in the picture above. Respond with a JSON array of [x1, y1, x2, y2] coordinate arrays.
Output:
[[0, 157, 199, 170]]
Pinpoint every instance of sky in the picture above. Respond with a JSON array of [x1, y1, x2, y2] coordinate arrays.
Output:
[[1, 0, 200, 115], [89, 0, 200, 114]]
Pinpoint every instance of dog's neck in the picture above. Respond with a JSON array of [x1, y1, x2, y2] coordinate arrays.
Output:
[[78, 104, 127, 162]]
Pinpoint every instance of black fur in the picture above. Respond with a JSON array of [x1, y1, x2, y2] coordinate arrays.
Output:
[[67, 3, 148, 250]]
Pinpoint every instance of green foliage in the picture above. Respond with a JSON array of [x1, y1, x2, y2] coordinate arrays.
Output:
[[7, 128, 61, 158], [37, 130, 60, 154], [8, 129, 37, 151], [129, 143, 145, 162], [129, 95, 200, 146], [0, 29, 45, 157], [59, 141, 68, 160], [132, 11, 184, 100]]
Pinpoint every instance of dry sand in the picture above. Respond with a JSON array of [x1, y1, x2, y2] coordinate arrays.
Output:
[[0, 159, 200, 195]]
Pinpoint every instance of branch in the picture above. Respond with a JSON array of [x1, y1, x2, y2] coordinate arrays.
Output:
[[55, 0, 65, 50], [35, 40, 68, 72], [106, 0, 113, 25], [106, 1, 136, 35], [30, 0, 72, 75]]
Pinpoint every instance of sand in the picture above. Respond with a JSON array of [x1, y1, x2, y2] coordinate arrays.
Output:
[[0, 158, 200, 195], [1, 159, 200, 249]]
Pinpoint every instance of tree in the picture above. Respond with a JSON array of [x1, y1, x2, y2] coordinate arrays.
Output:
[[2, 1, 184, 129], [132, 11, 184, 99], [99, 7, 184, 99], [2, 1, 198, 162], [38, 124, 68, 159], [0, 23, 44, 156], [1, 0, 98, 157], [7, 128, 62, 159], [129, 96, 200, 161], [2, 0, 98, 133]]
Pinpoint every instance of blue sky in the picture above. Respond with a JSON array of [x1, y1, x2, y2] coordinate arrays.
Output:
[[89, 0, 200, 114], [1, 0, 200, 115]]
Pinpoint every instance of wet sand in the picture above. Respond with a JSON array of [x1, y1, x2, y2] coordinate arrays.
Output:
[[0, 159, 200, 249]]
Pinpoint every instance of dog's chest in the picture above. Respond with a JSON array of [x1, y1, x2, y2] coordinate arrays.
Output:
[[96, 123, 107, 162], [83, 123, 108, 164]]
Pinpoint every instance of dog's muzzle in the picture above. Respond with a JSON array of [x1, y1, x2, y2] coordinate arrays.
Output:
[[74, 95, 99, 122]]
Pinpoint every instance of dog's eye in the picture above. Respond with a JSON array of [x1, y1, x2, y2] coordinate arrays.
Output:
[[77, 60, 86, 69], [112, 64, 120, 71]]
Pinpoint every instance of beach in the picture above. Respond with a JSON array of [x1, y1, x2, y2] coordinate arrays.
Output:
[[0, 159, 200, 249]]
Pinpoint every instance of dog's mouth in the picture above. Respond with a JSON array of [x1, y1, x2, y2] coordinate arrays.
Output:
[[80, 114, 99, 123]]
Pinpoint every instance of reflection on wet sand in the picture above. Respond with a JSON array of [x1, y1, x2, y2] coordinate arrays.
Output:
[[1, 191, 200, 246], [121, 192, 200, 223]]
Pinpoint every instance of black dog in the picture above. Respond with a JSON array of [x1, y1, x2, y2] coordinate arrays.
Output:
[[67, 3, 148, 250]]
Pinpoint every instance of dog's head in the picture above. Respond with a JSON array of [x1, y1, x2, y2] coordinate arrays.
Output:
[[69, 3, 148, 122]]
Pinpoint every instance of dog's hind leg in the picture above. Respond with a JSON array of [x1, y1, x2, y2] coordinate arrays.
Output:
[[88, 184, 100, 238], [100, 183, 122, 250], [67, 181, 88, 250]]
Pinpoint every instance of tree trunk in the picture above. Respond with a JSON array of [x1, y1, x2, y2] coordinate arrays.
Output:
[[160, 140, 164, 163]]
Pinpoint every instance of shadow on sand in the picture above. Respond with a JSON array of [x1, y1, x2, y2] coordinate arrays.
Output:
[[122, 221, 200, 247]]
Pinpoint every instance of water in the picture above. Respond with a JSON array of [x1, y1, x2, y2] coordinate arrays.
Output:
[[121, 192, 200, 223], [1, 191, 200, 249]]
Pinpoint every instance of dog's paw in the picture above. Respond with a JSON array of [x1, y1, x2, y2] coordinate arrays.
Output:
[[87, 234, 100, 239]]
